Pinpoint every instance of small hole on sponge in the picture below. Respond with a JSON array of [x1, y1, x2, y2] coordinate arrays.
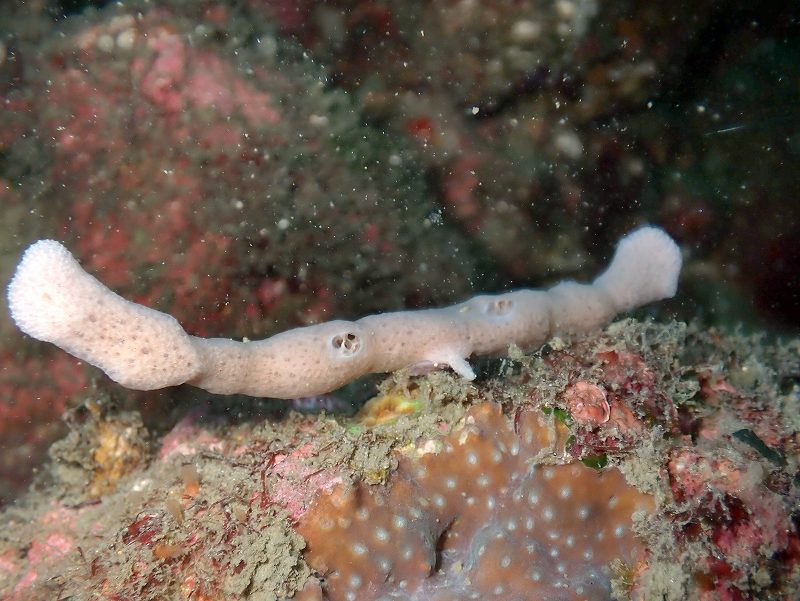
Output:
[[485, 298, 514, 316], [332, 332, 362, 356]]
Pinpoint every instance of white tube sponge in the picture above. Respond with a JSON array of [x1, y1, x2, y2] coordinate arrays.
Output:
[[6, 226, 681, 399]]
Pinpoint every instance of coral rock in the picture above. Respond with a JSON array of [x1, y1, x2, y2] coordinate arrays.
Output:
[[562, 381, 610, 425]]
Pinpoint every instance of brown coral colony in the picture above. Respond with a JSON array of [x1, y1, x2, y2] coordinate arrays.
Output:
[[300, 403, 653, 600]]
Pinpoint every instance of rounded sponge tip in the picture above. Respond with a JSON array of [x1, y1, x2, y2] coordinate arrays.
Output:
[[7, 239, 85, 342], [592, 226, 682, 312], [7, 239, 202, 390]]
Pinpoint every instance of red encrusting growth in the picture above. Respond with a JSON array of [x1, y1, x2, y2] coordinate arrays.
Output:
[[299, 402, 654, 600]]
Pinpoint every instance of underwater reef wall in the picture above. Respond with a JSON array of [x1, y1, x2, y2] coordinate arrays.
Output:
[[2, 0, 798, 502], [0, 3, 798, 592]]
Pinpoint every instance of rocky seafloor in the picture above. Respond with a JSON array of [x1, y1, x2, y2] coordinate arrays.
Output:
[[1, 319, 797, 600]]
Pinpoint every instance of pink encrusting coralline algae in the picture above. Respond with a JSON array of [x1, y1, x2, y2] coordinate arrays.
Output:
[[298, 402, 654, 601]]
